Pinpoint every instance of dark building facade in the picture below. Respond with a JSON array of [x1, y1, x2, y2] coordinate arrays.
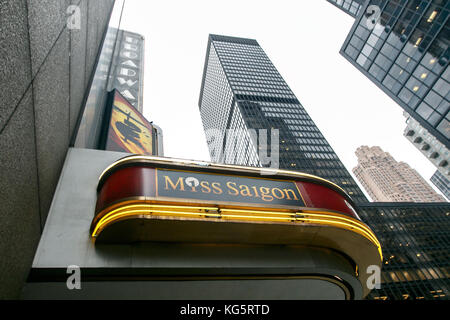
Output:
[[358, 202, 450, 300], [0, 0, 115, 298], [0, 0, 161, 299], [326, 0, 365, 18], [403, 112, 449, 180], [339, 0, 449, 149], [431, 170, 450, 200], [198, 34, 368, 204]]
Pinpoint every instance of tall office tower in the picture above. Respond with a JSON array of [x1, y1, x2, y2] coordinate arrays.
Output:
[[353, 146, 446, 202], [431, 170, 450, 200], [339, 0, 449, 150], [404, 112, 449, 177], [358, 202, 450, 300], [326, 0, 365, 18], [198, 34, 368, 204]]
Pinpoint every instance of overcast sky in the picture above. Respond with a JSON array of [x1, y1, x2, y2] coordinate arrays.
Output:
[[120, 0, 446, 199]]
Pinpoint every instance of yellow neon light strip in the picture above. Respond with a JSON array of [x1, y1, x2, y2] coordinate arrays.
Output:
[[92, 207, 295, 237], [93, 204, 297, 235], [91, 203, 382, 260], [204, 207, 380, 248], [92, 204, 220, 235], [93, 204, 371, 239], [95, 209, 221, 234], [221, 210, 381, 255], [300, 211, 380, 244]]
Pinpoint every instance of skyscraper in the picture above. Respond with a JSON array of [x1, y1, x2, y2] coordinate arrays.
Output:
[[353, 146, 446, 202], [431, 170, 450, 200], [404, 112, 449, 177], [326, 0, 365, 18], [339, 0, 449, 149], [0, 0, 164, 299], [358, 202, 450, 300], [198, 34, 368, 204]]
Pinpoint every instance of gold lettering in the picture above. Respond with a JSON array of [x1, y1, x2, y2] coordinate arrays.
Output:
[[164, 176, 184, 191], [212, 182, 223, 194], [260, 187, 273, 202], [227, 181, 239, 196], [283, 188, 298, 201], [251, 186, 260, 198], [272, 188, 284, 199], [200, 181, 211, 193], [240, 184, 252, 197]]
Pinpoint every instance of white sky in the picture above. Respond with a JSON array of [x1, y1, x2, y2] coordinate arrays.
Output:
[[120, 0, 446, 199]]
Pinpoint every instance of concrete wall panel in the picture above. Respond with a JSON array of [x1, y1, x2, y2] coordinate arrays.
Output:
[[69, 0, 88, 137], [0, 0, 32, 131], [27, 0, 69, 77], [0, 88, 41, 299], [0, 0, 115, 299], [33, 30, 70, 226]]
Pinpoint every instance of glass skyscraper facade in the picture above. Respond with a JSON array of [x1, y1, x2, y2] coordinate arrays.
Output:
[[404, 112, 449, 176], [340, 0, 449, 149], [431, 170, 450, 200], [199, 34, 368, 204], [326, 0, 365, 18], [359, 203, 450, 300]]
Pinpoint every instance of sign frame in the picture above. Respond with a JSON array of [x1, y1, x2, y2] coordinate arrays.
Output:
[[99, 89, 155, 155]]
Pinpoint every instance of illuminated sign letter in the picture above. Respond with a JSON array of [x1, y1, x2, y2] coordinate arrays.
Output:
[[121, 51, 138, 59], [124, 43, 138, 51], [283, 188, 298, 201], [165, 176, 185, 191], [119, 68, 137, 77], [117, 77, 138, 87]]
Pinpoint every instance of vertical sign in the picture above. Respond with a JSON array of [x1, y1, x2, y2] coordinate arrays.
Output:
[[109, 30, 145, 112], [101, 90, 154, 155]]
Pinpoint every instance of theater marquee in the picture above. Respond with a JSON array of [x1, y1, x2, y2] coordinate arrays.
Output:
[[90, 155, 382, 297], [157, 169, 305, 207]]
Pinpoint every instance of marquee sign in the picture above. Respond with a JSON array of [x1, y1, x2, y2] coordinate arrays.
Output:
[[156, 169, 305, 207], [90, 155, 383, 298], [91, 155, 380, 245]]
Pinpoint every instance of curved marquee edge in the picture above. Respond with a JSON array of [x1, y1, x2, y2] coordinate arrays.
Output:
[[91, 155, 383, 298]]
